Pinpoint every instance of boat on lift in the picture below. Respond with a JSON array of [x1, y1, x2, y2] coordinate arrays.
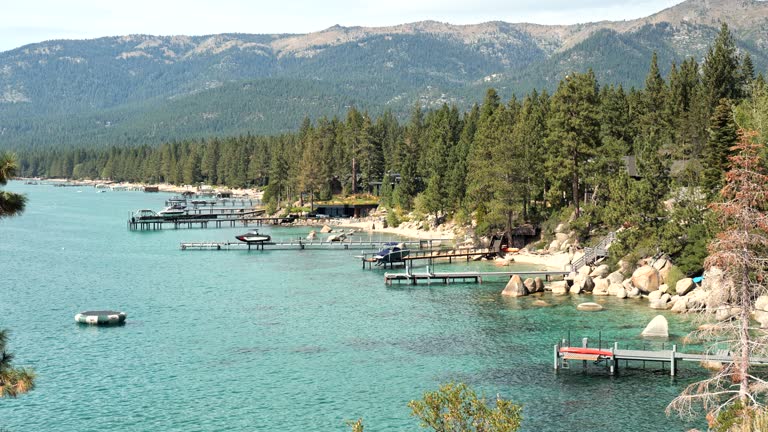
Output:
[[158, 205, 186, 218], [235, 230, 271, 243], [374, 242, 409, 265]]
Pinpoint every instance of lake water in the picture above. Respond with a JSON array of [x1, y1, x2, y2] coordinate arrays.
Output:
[[0, 182, 704, 431]]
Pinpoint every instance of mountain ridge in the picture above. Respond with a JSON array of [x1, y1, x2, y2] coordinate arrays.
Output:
[[1, 0, 766, 149]]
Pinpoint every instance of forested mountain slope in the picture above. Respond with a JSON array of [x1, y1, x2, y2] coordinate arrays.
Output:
[[1, 0, 766, 149]]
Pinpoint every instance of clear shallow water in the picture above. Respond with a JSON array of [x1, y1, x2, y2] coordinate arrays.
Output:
[[0, 183, 705, 431]]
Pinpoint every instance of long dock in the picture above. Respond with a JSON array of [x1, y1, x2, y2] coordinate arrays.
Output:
[[384, 269, 570, 285], [359, 247, 490, 269], [554, 338, 768, 376], [180, 238, 453, 251]]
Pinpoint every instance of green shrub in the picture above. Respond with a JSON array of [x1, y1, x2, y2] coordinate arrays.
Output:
[[665, 265, 685, 294], [386, 209, 401, 228]]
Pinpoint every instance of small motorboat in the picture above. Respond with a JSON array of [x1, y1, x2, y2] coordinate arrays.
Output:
[[132, 209, 160, 220], [235, 230, 271, 243], [158, 205, 186, 218], [374, 243, 409, 265]]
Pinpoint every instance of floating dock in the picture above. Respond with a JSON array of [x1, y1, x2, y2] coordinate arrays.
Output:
[[384, 269, 570, 285], [554, 337, 768, 376]]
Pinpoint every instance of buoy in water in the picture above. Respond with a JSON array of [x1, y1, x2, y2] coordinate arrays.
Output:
[[75, 310, 127, 326]]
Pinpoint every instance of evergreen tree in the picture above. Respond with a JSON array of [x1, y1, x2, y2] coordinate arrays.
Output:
[[702, 98, 738, 196], [0, 153, 27, 219], [544, 71, 601, 217], [702, 23, 741, 111]]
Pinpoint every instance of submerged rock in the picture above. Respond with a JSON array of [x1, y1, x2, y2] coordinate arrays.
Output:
[[577, 302, 604, 312]]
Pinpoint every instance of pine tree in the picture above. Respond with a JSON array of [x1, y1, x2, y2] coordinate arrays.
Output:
[[702, 98, 738, 196], [0, 153, 27, 219], [544, 71, 601, 217], [702, 23, 741, 111]]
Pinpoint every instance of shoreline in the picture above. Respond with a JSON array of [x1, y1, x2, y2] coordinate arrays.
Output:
[[26, 177, 573, 271]]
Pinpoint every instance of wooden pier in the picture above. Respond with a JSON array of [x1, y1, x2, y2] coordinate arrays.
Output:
[[128, 212, 295, 231], [359, 247, 490, 269], [554, 337, 768, 376], [180, 238, 452, 251], [384, 269, 570, 285]]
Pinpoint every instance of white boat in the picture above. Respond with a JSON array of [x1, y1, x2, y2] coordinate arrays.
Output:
[[235, 230, 271, 243], [158, 206, 186, 218]]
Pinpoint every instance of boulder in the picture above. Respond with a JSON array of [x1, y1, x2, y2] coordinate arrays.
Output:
[[593, 278, 610, 294], [579, 276, 595, 293], [320, 225, 333, 233], [627, 287, 641, 298], [548, 240, 561, 252], [615, 288, 628, 299], [754, 311, 768, 328], [649, 300, 671, 310], [590, 264, 610, 278], [648, 290, 663, 303], [659, 284, 669, 294], [502, 275, 529, 297], [631, 265, 661, 293], [523, 278, 536, 293], [652, 258, 668, 272], [622, 278, 634, 291], [671, 298, 688, 313], [608, 283, 624, 296], [577, 302, 604, 312], [551, 281, 568, 296], [555, 232, 570, 243], [641, 315, 669, 337], [534, 277, 545, 292], [578, 266, 592, 277], [675, 278, 695, 296], [660, 293, 671, 303], [554, 223, 566, 234], [533, 300, 551, 307], [306, 230, 317, 240], [569, 285, 583, 295], [607, 271, 624, 285], [756, 296, 768, 312]]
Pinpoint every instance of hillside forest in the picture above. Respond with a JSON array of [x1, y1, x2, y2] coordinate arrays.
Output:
[[14, 24, 768, 276]]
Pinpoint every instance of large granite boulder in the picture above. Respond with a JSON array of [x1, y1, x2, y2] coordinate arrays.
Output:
[[523, 278, 536, 293], [648, 290, 663, 303], [641, 315, 669, 337], [590, 264, 610, 278], [675, 278, 695, 296], [320, 225, 333, 233], [502, 275, 529, 297], [593, 278, 610, 296], [607, 271, 624, 285], [551, 281, 568, 296], [631, 265, 661, 293], [608, 283, 624, 296], [615, 288, 628, 299], [671, 297, 688, 313]]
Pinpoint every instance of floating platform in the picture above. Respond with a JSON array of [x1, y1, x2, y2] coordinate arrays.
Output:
[[384, 269, 570, 285]]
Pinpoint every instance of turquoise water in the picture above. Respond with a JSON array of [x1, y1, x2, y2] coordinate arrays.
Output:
[[0, 183, 705, 431]]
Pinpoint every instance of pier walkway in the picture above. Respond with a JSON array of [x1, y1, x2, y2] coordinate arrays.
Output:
[[384, 269, 570, 285], [359, 247, 490, 269], [180, 238, 451, 251], [555, 338, 768, 376]]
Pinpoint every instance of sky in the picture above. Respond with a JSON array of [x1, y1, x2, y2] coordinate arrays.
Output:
[[1, 0, 686, 52]]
